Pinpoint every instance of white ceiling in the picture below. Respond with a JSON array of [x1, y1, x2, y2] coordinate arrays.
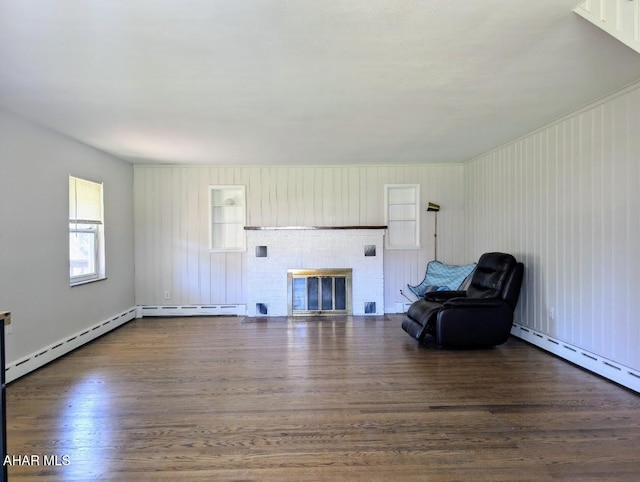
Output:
[[1, 1, 639, 166]]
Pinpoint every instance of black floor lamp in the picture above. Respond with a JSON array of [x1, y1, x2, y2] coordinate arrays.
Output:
[[427, 202, 440, 261]]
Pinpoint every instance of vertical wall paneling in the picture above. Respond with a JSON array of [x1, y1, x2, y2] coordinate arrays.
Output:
[[358, 168, 368, 225], [465, 82, 640, 373], [179, 169, 190, 304], [133, 167, 147, 306], [575, 0, 640, 53], [198, 169, 210, 303], [186, 169, 200, 305], [347, 167, 360, 223], [160, 168, 173, 305], [134, 164, 465, 312], [170, 168, 180, 304], [152, 168, 163, 305], [208, 169, 222, 303]]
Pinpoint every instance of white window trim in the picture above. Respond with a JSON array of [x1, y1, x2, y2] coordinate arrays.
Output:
[[69, 224, 101, 285], [69, 176, 106, 286]]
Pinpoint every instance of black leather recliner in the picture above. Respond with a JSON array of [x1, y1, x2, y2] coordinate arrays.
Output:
[[401, 252, 524, 348]]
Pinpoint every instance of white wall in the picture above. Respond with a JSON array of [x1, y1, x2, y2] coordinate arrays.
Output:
[[134, 164, 466, 312], [465, 81, 640, 372], [0, 110, 135, 365]]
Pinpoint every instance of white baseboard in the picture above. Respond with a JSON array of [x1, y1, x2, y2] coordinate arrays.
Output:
[[5, 307, 137, 384], [138, 304, 246, 317], [387, 302, 413, 314], [511, 322, 640, 393]]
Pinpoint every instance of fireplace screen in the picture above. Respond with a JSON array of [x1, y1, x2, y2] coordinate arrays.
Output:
[[287, 269, 352, 316]]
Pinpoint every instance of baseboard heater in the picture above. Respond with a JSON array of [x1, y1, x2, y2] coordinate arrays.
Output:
[[4, 307, 136, 384], [511, 322, 640, 394], [138, 304, 246, 317]]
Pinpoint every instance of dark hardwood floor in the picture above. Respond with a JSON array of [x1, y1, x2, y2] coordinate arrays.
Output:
[[5, 315, 640, 481]]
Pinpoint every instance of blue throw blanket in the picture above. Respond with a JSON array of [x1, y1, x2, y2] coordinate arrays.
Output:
[[407, 260, 476, 298]]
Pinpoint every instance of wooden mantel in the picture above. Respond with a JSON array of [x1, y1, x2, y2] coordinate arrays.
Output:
[[244, 226, 387, 230]]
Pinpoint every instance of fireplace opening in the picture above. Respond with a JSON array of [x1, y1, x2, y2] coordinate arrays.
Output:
[[287, 269, 352, 316]]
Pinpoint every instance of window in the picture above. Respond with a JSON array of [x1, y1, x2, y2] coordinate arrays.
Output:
[[69, 176, 105, 285]]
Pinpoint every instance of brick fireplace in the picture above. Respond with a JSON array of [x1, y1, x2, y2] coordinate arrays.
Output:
[[287, 268, 352, 316], [245, 227, 386, 316]]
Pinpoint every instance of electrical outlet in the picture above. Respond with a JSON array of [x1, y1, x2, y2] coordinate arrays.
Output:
[[164, 290, 171, 300], [548, 307, 555, 321], [5, 324, 11, 335]]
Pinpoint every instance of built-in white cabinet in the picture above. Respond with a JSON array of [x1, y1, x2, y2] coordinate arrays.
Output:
[[210, 185, 246, 251], [384, 184, 420, 249]]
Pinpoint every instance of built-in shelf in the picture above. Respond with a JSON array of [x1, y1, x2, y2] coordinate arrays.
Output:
[[384, 184, 420, 249], [210, 185, 246, 251]]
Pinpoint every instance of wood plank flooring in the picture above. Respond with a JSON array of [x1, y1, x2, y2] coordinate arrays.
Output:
[[5, 315, 640, 481]]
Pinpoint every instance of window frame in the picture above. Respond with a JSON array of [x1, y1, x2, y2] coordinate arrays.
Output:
[[69, 176, 106, 286], [69, 223, 100, 284]]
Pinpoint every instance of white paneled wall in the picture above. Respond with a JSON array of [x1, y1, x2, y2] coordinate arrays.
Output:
[[465, 82, 640, 371], [134, 164, 465, 311], [575, 0, 640, 54]]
